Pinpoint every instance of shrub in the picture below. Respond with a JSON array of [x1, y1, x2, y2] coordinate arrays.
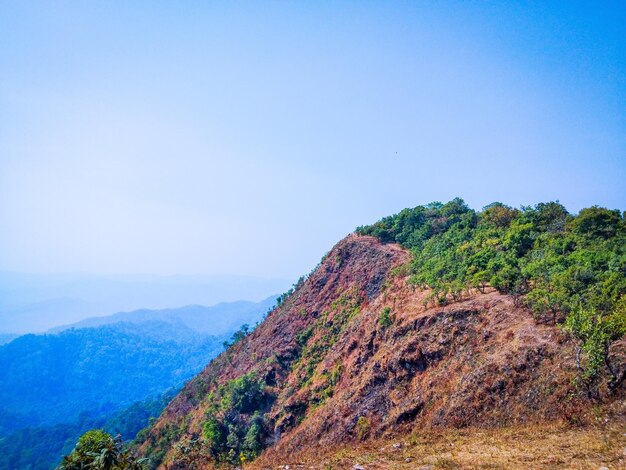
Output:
[[199, 373, 274, 465], [355, 416, 370, 440], [57, 430, 147, 470], [202, 415, 227, 457], [242, 412, 265, 458], [378, 307, 393, 329], [220, 373, 267, 414]]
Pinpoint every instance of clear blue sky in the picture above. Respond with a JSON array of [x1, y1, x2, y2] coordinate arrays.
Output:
[[1, 1, 625, 280]]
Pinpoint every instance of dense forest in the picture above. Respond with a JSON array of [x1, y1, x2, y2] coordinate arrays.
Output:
[[0, 321, 225, 470], [0, 322, 226, 429], [357, 199, 626, 389]]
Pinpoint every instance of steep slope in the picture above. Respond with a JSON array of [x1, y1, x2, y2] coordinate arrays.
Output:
[[138, 234, 624, 468]]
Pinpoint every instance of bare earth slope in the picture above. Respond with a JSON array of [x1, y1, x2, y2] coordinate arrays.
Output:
[[138, 235, 625, 468]]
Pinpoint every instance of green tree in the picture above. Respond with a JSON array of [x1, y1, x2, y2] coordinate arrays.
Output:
[[57, 430, 146, 470], [565, 300, 626, 392], [242, 412, 265, 458], [202, 414, 227, 458]]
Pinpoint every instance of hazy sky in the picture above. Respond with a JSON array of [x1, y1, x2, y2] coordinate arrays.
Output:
[[1, 1, 625, 280]]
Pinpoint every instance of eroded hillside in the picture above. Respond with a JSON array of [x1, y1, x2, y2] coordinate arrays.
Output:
[[137, 234, 625, 468]]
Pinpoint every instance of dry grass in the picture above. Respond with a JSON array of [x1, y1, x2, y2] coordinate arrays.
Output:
[[252, 423, 626, 469]]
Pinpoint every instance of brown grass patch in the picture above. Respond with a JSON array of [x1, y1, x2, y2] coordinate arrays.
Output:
[[252, 423, 626, 469]]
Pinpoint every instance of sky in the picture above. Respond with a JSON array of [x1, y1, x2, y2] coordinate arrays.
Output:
[[1, 0, 625, 280]]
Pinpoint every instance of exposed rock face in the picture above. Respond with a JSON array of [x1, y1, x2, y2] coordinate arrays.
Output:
[[138, 234, 623, 468]]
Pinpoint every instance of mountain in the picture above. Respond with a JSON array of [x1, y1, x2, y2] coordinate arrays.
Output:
[[0, 321, 222, 431], [0, 272, 290, 334], [136, 200, 625, 468], [0, 297, 275, 470], [49, 297, 277, 336], [0, 322, 220, 470], [0, 297, 278, 432], [0, 334, 17, 346]]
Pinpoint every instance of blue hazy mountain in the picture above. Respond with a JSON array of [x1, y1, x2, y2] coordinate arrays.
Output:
[[0, 334, 17, 346], [0, 392, 175, 470], [0, 297, 276, 469], [0, 321, 219, 430], [49, 296, 278, 336], [0, 272, 290, 334]]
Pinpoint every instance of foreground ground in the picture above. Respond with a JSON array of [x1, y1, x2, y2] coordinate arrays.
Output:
[[252, 423, 626, 469]]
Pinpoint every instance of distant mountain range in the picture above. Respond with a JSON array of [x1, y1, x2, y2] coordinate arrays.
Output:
[[0, 272, 290, 333], [0, 391, 174, 470], [49, 297, 277, 336]]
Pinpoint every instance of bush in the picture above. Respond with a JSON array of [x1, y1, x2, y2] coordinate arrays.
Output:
[[565, 299, 626, 391], [220, 373, 267, 414], [57, 430, 147, 469], [202, 415, 227, 457], [378, 307, 393, 329], [355, 416, 370, 440]]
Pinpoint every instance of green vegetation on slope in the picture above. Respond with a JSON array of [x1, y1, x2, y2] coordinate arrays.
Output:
[[357, 198, 626, 390], [142, 373, 275, 468], [192, 303, 359, 470], [139, 289, 365, 469], [200, 373, 274, 465]]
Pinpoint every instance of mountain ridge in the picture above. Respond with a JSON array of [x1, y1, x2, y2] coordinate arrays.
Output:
[[136, 199, 625, 468], [48, 297, 277, 336], [0, 273, 289, 334]]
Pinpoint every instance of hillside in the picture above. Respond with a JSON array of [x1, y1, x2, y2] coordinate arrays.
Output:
[[134, 200, 625, 469]]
